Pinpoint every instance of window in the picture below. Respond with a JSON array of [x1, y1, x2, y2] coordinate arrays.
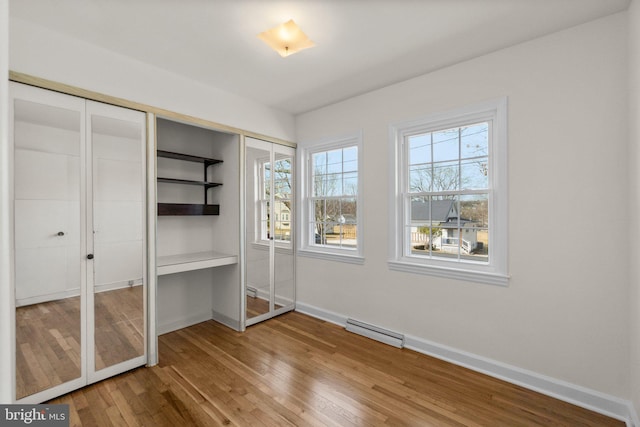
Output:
[[300, 132, 363, 263], [258, 156, 293, 243], [389, 98, 508, 285]]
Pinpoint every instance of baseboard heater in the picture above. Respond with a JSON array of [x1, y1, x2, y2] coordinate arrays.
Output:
[[345, 318, 405, 348], [246, 286, 257, 298]]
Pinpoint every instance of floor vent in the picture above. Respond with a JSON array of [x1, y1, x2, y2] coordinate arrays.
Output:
[[345, 318, 405, 348], [246, 286, 257, 298]]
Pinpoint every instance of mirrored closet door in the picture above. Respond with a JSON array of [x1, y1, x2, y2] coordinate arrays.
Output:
[[245, 137, 295, 326], [11, 82, 147, 403]]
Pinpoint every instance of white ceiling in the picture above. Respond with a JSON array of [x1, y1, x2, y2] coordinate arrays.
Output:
[[10, 0, 631, 115]]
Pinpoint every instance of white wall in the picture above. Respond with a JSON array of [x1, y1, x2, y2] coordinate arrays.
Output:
[[629, 0, 640, 421], [0, 0, 12, 405], [9, 17, 295, 142], [296, 13, 629, 398]]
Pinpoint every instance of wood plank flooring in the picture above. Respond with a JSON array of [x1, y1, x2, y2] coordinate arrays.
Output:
[[49, 312, 625, 426]]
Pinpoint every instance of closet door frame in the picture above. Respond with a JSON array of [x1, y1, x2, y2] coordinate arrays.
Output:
[[10, 83, 150, 403], [243, 137, 296, 328], [10, 82, 88, 404], [85, 100, 148, 385]]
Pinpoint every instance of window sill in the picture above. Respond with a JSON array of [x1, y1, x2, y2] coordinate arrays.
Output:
[[387, 259, 509, 286], [298, 248, 365, 265]]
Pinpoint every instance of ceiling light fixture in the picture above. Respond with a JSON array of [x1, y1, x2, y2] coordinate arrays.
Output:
[[258, 19, 315, 58]]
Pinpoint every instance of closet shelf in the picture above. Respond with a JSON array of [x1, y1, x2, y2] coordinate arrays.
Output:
[[157, 177, 222, 188], [157, 203, 219, 216], [157, 150, 223, 167], [157, 251, 238, 276]]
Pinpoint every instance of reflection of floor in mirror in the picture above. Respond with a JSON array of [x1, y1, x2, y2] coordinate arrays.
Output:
[[246, 295, 283, 318], [15, 286, 144, 400], [94, 285, 144, 370], [15, 296, 81, 399]]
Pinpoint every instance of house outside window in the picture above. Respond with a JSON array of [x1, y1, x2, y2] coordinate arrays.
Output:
[[389, 99, 508, 285], [299, 132, 363, 264]]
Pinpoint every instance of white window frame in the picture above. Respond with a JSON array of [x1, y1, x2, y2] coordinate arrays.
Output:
[[255, 155, 294, 247], [389, 98, 509, 285], [299, 132, 364, 264]]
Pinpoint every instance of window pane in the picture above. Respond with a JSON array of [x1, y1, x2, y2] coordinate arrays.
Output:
[[460, 228, 488, 262], [409, 134, 431, 164], [263, 162, 271, 198], [325, 199, 341, 219], [343, 172, 358, 196], [343, 146, 358, 172], [307, 140, 360, 253], [461, 157, 488, 190], [409, 164, 431, 193], [460, 194, 489, 228], [274, 200, 291, 241], [326, 149, 343, 174], [313, 152, 326, 175], [409, 196, 430, 223], [313, 173, 326, 197], [408, 223, 429, 255], [432, 128, 459, 163], [461, 123, 489, 159], [314, 199, 326, 222], [274, 158, 292, 197], [431, 161, 459, 192], [341, 197, 357, 223]]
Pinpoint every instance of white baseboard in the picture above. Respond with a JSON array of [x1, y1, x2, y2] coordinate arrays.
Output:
[[295, 301, 347, 327], [211, 309, 241, 331], [16, 288, 80, 307], [295, 301, 637, 426], [252, 287, 294, 308], [157, 311, 212, 335]]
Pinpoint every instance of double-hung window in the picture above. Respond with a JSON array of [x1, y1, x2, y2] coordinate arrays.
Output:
[[389, 98, 508, 285], [300, 133, 363, 263], [257, 156, 293, 243]]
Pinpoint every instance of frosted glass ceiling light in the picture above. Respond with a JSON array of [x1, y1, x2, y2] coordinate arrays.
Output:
[[258, 19, 315, 57]]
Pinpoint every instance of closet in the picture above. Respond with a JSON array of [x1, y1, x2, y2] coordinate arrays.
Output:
[[7, 75, 297, 404], [10, 82, 147, 403], [155, 118, 241, 334], [244, 137, 295, 325]]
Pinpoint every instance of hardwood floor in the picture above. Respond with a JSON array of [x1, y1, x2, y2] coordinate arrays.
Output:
[[48, 311, 624, 426]]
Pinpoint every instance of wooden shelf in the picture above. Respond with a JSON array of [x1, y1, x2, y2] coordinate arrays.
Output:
[[157, 177, 222, 188], [157, 150, 222, 166], [157, 251, 238, 276], [157, 203, 219, 216]]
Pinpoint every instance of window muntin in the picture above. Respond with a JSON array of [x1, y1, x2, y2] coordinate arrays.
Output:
[[310, 146, 358, 250], [258, 156, 293, 243], [390, 98, 507, 284], [405, 122, 489, 263]]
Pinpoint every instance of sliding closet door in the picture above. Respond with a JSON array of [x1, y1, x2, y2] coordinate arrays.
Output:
[[87, 101, 146, 383], [245, 137, 295, 326], [272, 147, 295, 314], [245, 140, 272, 321], [11, 82, 148, 403], [12, 84, 87, 401]]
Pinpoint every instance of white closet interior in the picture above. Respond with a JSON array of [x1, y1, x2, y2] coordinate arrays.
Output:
[[155, 118, 242, 334]]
